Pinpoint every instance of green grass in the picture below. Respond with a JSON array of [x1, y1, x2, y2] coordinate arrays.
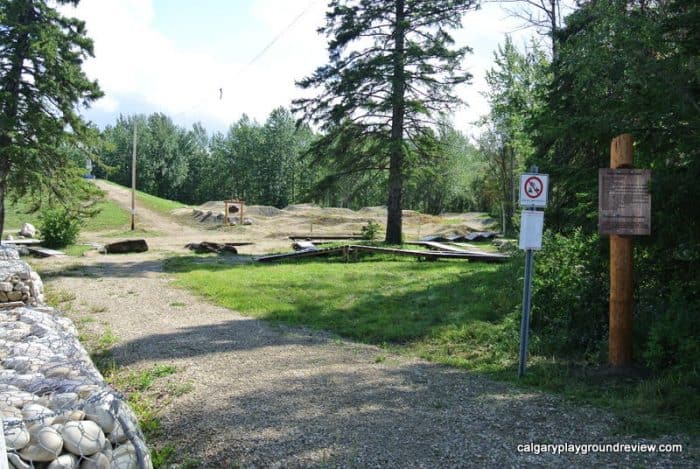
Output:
[[83, 200, 130, 231], [136, 190, 189, 215], [99, 179, 189, 216], [4, 196, 129, 237], [166, 255, 517, 344], [164, 254, 699, 437], [63, 244, 94, 257], [3, 197, 40, 230]]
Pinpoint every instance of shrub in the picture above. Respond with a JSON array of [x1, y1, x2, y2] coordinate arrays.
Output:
[[361, 220, 381, 241], [38, 207, 81, 248], [642, 283, 700, 375], [529, 228, 608, 358]]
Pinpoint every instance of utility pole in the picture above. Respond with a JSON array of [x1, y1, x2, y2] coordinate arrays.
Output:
[[131, 123, 137, 231]]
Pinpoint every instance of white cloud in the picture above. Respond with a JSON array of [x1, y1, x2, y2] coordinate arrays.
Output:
[[93, 95, 120, 113], [66, 0, 541, 135], [66, 0, 328, 131]]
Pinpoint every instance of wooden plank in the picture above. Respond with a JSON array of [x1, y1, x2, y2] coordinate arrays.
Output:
[[1, 239, 42, 245], [256, 246, 347, 263], [288, 235, 364, 240], [349, 245, 508, 262], [257, 244, 509, 264], [407, 241, 471, 252], [26, 247, 67, 258]]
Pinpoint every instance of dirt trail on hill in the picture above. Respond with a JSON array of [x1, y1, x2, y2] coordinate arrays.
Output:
[[35, 184, 695, 467]]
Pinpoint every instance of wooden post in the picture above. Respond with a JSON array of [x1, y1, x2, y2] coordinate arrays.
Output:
[[609, 134, 634, 366], [131, 123, 137, 231]]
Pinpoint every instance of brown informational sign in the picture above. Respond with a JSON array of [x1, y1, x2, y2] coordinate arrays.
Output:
[[599, 169, 651, 235]]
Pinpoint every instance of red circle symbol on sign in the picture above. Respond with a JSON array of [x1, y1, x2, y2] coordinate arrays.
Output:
[[524, 176, 544, 199]]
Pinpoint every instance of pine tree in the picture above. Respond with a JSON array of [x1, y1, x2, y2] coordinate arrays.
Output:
[[295, 0, 476, 243], [0, 0, 102, 233]]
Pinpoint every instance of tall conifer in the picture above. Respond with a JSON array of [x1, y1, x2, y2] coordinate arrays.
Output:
[[295, 0, 476, 243], [0, 0, 102, 233]]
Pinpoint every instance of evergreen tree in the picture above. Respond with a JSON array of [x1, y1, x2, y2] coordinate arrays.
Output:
[[295, 0, 476, 243], [0, 0, 102, 233], [479, 37, 548, 233]]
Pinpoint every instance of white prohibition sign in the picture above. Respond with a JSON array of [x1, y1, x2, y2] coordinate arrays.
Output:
[[524, 176, 543, 199], [519, 173, 549, 207]]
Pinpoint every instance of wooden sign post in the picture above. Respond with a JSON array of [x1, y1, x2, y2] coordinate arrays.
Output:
[[600, 134, 652, 367], [605, 134, 638, 366]]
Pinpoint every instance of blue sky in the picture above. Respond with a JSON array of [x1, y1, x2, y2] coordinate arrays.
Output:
[[67, 0, 546, 138]]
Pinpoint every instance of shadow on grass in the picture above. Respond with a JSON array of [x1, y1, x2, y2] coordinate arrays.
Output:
[[164, 254, 520, 345]]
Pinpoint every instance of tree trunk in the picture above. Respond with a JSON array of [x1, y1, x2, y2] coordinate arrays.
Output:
[[499, 145, 512, 235], [386, 0, 406, 245], [550, 0, 558, 60], [0, 12, 32, 237], [0, 169, 7, 237]]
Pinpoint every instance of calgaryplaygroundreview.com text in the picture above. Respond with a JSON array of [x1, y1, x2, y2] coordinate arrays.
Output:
[[517, 442, 683, 456]]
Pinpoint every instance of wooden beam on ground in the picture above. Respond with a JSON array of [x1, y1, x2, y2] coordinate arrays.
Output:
[[349, 245, 509, 262], [1, 239, 42, 245], [256, 246, 348, 263], [26, 247, 67, 258], [288, 235, 365, 240], [406, 241, 472, 252], [257, 244, 509, 264]]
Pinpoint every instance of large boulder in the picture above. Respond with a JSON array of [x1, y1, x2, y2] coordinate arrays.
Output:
[[102, 239, 148, 254], [19, 223, 37, 238]]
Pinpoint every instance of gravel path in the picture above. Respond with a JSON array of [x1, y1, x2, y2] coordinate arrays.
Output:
[[37, 184, 696, 467]]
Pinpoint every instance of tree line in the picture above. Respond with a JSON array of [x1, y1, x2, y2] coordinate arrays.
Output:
[[95, 109, 501, 216]]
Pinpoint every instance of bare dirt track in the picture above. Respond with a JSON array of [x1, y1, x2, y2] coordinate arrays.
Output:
[[36, 182, 696, 467]]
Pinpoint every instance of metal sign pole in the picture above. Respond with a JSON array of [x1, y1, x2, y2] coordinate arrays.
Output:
[[518, 165, 543, 378], [518, 241, 534, 377]]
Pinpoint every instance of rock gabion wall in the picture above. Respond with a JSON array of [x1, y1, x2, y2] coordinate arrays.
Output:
[[0, 248, 152, 469], [0, 248, 43, 307]]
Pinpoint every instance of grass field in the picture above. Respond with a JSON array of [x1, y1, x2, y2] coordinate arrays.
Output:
[[4, 198, 129, 233], [98, 179, 189, 216], [4, 198, 41, 230], [166, 254, 518, 344], [165, 253, 698, 437], [83, 200, 130, 231]]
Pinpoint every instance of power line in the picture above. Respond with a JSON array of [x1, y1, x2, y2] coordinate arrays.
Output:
[[241, 0, 319, 72], [175, 0, 321, 120]]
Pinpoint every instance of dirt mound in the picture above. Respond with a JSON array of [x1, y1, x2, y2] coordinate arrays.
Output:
[[246, 205, 284, 217], [284, 203, 318, 212], [199, 200, 225, 211], [195, 201, 283, 218], [359, 206, 386, 215]]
